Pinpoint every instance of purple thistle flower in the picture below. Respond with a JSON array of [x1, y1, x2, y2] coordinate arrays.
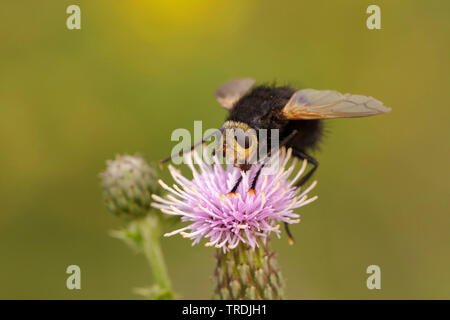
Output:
[[151, 148, 318, 252]]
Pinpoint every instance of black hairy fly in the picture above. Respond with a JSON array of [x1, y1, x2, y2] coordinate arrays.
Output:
[[161, 78, 391, 243]]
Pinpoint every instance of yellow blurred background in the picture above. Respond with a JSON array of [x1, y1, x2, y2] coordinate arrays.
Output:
[[0, 0, 449, 299]]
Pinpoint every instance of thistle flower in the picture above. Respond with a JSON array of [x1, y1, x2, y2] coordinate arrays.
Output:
[[100, 154, 174, 299], [151, 148, 318, 251], [100, 154, 160, 219], [212, 239, 284, 299]]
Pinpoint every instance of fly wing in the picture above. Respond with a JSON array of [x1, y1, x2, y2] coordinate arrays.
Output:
[[282, 89, 391, 120], [215, 78, 256, 109]]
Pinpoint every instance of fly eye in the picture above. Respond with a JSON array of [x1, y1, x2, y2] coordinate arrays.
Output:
[[234, 129, 252, 149]]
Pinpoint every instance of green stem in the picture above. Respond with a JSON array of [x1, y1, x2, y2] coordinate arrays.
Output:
[[137, 216, 174, 300]]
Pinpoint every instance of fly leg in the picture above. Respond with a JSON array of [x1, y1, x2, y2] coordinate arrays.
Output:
[[228, 175, 242, 195], [247, 163, 265, 196], [291, 149, 319, 188], [285, 148, 319, 245]]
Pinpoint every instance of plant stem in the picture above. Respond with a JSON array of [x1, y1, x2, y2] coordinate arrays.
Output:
[[137, 216, 174, 299]]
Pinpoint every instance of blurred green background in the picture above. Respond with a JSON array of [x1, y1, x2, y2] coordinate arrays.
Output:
[[0, 0, 449, 299]]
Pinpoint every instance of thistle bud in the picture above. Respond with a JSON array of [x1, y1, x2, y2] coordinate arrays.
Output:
[[212, 241, 285, 300], [100, 154, 160, 219]]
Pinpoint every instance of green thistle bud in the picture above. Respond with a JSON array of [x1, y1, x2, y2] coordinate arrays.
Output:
[[212, 241, 285, 300], [100, 154, 160, 219]]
